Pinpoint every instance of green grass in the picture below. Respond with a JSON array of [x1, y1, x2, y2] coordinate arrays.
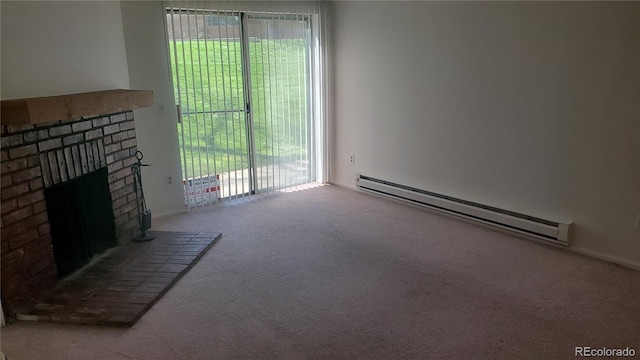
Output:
[[169, 39, 309, 178]]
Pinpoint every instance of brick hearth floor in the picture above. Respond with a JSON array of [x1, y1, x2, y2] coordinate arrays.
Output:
[[14, 231, 221, 327]]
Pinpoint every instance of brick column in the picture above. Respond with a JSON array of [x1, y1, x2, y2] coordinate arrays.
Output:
[[1, 128, 56, 311]]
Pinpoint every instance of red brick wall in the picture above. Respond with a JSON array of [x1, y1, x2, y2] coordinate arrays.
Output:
[[1, 111, 140, 315]]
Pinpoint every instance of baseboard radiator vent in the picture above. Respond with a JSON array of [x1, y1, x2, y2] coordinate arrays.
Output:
[[356, 175, 572, 246]]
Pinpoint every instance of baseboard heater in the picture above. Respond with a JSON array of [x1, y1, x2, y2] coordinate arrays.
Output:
[[356, 175, 572, 246]]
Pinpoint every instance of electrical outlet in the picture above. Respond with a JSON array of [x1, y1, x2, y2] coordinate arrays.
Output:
[[167, 176, 173, 185], [349, 154, 355, 165]]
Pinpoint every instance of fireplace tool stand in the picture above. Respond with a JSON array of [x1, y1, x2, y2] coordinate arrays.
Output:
[[132, 150, 154, 242]]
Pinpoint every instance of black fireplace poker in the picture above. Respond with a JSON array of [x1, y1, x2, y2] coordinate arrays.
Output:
[[131, 150, 155, 242]]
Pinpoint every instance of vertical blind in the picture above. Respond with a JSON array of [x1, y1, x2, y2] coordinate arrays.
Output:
[[164, 1, 328, 208]]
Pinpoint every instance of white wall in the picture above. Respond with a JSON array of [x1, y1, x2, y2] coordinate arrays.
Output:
[[330, 2, 640, 266], [0, 1, 130, 99], [0, 1, 184, 215], [120, 1, 185, 216]]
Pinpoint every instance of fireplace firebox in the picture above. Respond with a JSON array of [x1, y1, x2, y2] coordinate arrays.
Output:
[[45, 167, 116, 278]]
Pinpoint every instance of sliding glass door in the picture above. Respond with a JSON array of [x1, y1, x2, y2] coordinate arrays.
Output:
[[245, 14, 313, 194], [166, 7, 322, 208]]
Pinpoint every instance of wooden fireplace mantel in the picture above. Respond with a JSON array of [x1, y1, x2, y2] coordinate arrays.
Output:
[[0, 89, 154, 125]]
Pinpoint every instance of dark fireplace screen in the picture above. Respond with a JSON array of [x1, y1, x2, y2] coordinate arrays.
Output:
[[44, 167, 116, 278]]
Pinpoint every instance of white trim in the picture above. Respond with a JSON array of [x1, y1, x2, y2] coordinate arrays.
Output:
[[329, 180, 357, 191], [568, 247, 640, 271], [152, 208, 188, 220]]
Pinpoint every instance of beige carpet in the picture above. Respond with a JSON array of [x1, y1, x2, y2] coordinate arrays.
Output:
[[2, 185, 639, 359]]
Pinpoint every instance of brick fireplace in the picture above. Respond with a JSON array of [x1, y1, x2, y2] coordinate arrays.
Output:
[[1, 90, 153, 316]]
